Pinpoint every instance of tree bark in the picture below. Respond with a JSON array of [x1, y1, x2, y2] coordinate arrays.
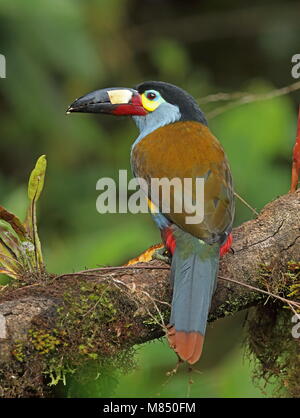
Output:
[[0, 190, 299, 368]]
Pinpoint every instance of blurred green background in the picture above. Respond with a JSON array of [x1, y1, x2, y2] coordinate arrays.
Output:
[[0, 0, 299, 398]]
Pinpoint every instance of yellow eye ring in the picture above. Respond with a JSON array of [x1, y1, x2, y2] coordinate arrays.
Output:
[[142, 93, 161, 112]]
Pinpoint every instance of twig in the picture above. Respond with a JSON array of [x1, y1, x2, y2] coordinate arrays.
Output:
[[55, 264, 171, 280], [234, 192, 259, 216], [206, 81, 300, 119], [199, 91, 250, 104], [218, 275, 300, 310]]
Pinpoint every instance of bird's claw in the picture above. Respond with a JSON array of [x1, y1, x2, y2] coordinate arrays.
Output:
[[152, 246, 172, 264]]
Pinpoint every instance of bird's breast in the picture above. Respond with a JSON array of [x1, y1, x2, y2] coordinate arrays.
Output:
[[131, 120, 234, 241]]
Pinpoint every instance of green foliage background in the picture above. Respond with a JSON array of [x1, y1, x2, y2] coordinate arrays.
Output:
[[0, 0, 299, 398]]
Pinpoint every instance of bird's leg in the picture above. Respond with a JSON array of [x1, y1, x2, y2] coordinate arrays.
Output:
[[152, 246, 172, 264], [166, 324, 176, 349], [166, 356, 183, 377]]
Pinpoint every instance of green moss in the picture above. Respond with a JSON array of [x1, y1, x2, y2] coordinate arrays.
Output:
[[1, 279, 143, 397], [258, 260, 300, 300], [143, 309, 170, 328], [38, 282, 136, 386], [246, 261, 300, 398], [209, 291, 263, 323], [28, 329, 61, 355], [11, 341, 26, 362]]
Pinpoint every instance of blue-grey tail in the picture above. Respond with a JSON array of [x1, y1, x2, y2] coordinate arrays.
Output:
[[170, 235, 220, 336]]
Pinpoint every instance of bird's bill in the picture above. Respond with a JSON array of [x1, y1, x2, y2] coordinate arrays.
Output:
[[66, 87, 148, 116]]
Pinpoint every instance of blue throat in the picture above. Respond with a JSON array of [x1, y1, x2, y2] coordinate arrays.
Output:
[[131, 102, 181, 151], [131, 102, 181, 230]]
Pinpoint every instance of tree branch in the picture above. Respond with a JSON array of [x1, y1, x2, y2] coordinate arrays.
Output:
[[0, 190, 299, 396]]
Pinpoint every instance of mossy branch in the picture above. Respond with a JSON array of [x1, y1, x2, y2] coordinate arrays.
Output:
[[0, 190, 299, 397]]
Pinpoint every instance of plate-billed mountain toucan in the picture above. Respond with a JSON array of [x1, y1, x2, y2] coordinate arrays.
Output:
[[67, 81, 235, 364]]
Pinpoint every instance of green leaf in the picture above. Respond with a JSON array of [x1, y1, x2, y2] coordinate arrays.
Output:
[[0, 212, 35, 278], [0, 268, 18, 280], [28, 154, 47, 201], [0, 251, 22, 279], [0, 223, 21, 255], [24, 155, 47, 271]]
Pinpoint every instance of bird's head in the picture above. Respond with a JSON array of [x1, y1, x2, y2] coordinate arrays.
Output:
[[67, 81, 207, 136]]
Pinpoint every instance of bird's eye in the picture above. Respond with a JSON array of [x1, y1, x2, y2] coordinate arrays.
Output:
[[146, 92, 157, 100]]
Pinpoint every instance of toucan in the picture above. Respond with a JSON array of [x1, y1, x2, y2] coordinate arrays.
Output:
[[67, 81, 235, 364]]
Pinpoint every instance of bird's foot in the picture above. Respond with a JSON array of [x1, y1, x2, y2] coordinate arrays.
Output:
[[152, 246, 172, 264], [125, 243, 165, 265], [166, 357, 183, 377]]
